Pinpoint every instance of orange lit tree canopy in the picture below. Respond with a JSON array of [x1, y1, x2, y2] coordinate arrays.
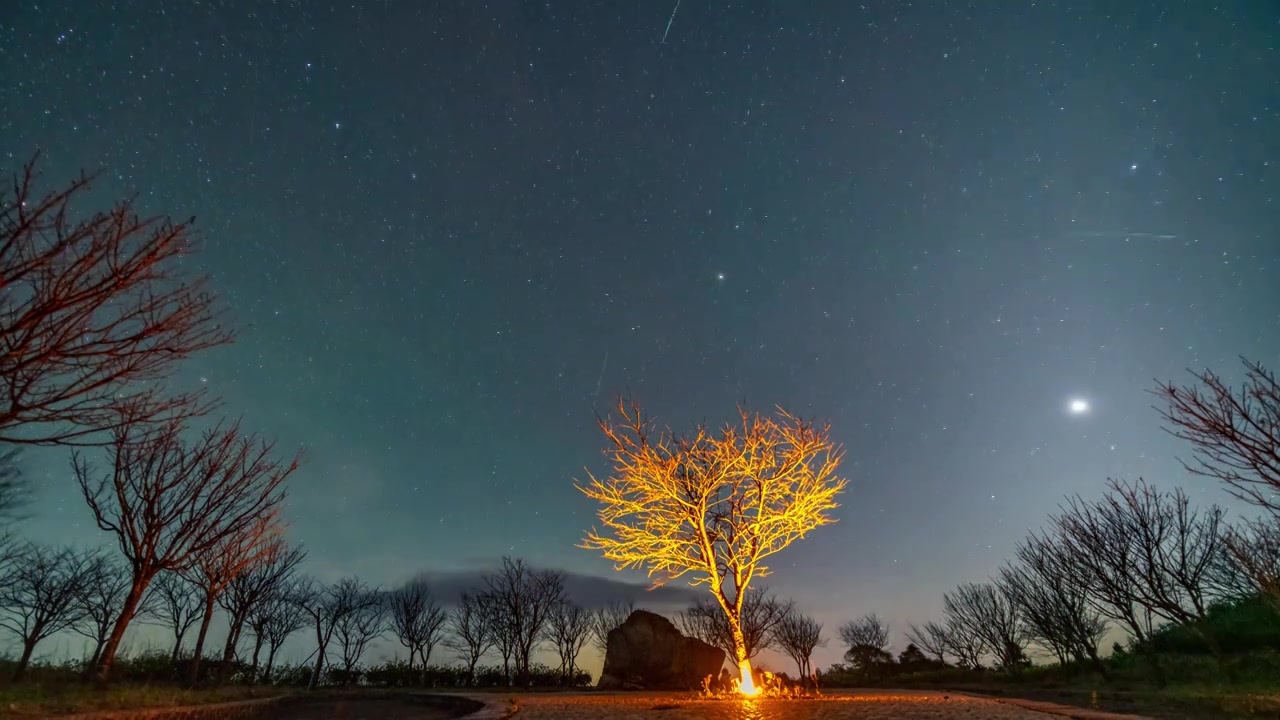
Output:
[[577, 400, 846, 690]]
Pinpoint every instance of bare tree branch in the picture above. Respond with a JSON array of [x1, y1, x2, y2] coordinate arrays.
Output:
[[1157, 359, 1280, 516], [0, 543, 92, 679], [547, 599, 592, 682], [445, 592, 495, 686], [73, 412, 298, 682], [773, 607, 824, 679], [0, 155, 232, 446], [387, 579, 447, 672]]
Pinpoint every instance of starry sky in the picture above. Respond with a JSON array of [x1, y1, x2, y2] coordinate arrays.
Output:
[[2, 1, 1278, 673]]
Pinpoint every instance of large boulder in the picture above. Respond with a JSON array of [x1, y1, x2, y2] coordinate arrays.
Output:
[[597, 610, 726, 690]]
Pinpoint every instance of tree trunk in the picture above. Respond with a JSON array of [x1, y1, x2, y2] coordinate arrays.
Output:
[[186, 593, 218, 686], [264, 645, 279, 685], [216, 615, 245, 684], [13, 637, 37, 680], [248, 633, 265, 685], [93, 575, 150, 684], [308, 620, 326, 690], [170, 630, 185, 663]]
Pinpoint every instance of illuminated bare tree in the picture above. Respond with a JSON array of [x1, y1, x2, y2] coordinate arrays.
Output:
[[0, 544, 91, 679], [548, 599, 592, 682], [0, 156, 231, 446], [72, 553, 155, 675], [773, 608, 825, 680], [183, 525, 285, 685], [578, 401, 846, 692], [679, 586, 791, 662], [588, 599, 635, 652], [446, 592, 495, 686], [149, 571, 202, 662], [73, 414, 298, 682], [387, 579, 447, 671], [1157, 359, 1280, 516]]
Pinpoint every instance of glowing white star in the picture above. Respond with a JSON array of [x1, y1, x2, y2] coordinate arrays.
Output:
[[1068, 398, 1090, 415]]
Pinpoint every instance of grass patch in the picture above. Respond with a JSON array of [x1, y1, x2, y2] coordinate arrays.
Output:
[[0, 683, 288, 718]]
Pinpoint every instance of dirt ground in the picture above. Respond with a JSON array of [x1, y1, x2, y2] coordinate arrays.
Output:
[[510, 690, 1072, 720]]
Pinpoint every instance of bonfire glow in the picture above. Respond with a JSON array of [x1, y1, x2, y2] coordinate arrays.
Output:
[[736, 659, 759, 696]]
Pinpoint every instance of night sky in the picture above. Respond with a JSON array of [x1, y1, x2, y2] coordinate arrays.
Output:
[[2, 1, 1278, 673]]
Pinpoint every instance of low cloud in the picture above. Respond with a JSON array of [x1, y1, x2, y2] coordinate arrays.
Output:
[[409, 567, 700, 609]]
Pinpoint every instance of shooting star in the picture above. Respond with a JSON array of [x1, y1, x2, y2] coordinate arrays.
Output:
[[1065, 231, 1178, 240], [591, 348, 609, 410], [660, 0, 681, 44]]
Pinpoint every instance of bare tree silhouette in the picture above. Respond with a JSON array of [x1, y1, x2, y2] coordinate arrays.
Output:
[[149, 572, 202, 663], [445, 592, 495, 686], [482, 557, 564, 684], [588, 599, 635, 652], [773, 608, 825, 680], [294, 577, 380, 690], [387, 579, 447, 673], [547, 599, 591, 682], [679, 586, 791, 663], [905, 621, 949, 664], [942, 582, 1026, 671], [1157, 359, 1280, 516], [214, 543, 305, 683], [0, 544, 91, 679], [334, 581, 385, 678]]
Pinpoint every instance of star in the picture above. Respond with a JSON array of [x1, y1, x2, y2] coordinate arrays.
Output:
[[716, 272, 726, 281], [1068, 398, 1090, 415]]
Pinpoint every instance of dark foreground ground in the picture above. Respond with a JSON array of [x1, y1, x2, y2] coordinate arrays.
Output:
[[507, 691, 1103, 720]]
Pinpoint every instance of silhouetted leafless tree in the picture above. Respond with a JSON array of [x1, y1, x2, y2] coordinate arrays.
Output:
[[147, 571, 202, 663], [74, 413, 298, 682], [943, 583, 1026, 671], [482, 557, 564, 684], [905, 621, 950, 664], [679, 586, 791, 662], [0, 155, 231, 446], [183, 521, 284, 685], [773, 608, 825, 679], [1055, 479, 1226, 659], [548, 599, 592, 681], [1224, 517, 1280, 614], [257, 584, 307, 685], [294, 577, 380, 689], [0, 544, 91, 679], [1157, 359, 1280, 516], [446, 592, 495, 686], [0, 448, 28, 527], [588, 599, 635, 652], [942, 613, 987, 669], [334, 582, 384, 677], [215, 543, 305, 683], [387, 579, 447, 672], [837, 612, 892, 669], [1003, 532, 1108, 674]]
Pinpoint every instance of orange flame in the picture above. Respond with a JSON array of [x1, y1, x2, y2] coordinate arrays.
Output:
[[736, 659, 759, 696]]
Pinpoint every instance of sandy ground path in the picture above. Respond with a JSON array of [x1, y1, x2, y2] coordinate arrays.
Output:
[[511, 690, 1069, 720]]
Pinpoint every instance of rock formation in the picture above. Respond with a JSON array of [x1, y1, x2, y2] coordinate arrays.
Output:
[[597, 610, 726, 690]]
